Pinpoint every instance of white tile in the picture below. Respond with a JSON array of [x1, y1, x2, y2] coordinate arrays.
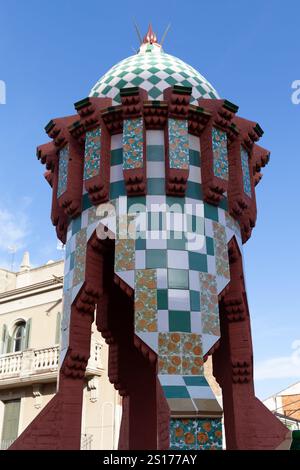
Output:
[[146, 237, 167, 249], [116, 270, 134, 288], [186, 233, 205, 252], [135, 250, 146, 269], [157, 269, 168, 288], [158, 374, 185, 386], [190, 311, 202, 332], [166, 212, 186, 232], [168, 289, 190, 310], [81, 209, 89, 228], [137, 332, 158, 354], [216, 275, 230, 295], [110, 164, 123, 183], [189, 134, 200, 152], [204, 219, 214, 237], [189, 270, 200, 290], [111, 134, 122, 150], [187, 386, 215, 399], [146, 161, 165, 178], [146, 195, 166, 211], [202, 333, 220, 356], [157, 310, 169, 332], [185, 199, 204, 217], [207, 255, 216, 275], [188, 165, 201, 184], [218, 208, 226, 226], [146, 130, 164, 146], [167, 250, 189, 269]]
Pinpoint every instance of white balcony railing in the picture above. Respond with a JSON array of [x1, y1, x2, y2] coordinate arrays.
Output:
[[0, 339, 103, 382]]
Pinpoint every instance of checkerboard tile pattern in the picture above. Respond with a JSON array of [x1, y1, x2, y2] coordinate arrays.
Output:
[[90, 45, 219, 105], [61, 126, 243, 438]]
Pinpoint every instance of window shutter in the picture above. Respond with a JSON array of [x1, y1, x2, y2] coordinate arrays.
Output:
[[55, 312, 61, 344], [7, 334, 12, 353], [1, 324, 7, 354], [24, 318, 32, 349]]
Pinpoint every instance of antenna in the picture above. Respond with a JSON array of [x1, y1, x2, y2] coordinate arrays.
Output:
[[133, 19, 143, 45], [8, 245, 17, 271], [160, 23, 171, 47]]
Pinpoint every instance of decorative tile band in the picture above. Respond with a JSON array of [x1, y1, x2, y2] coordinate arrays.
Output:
[[170, 418, 222, 450], [212, 222, 230, 280], [123, 118, 144, 169], [240, 146, 252, 197], [84, 127, 101, 180], [168, 118, 189, 170], [212, 127, 228, 180], [135, 269, 157, 332], [199, 273, 220, 336], [158, 332, 203, 375], [57, 145, 69, 197], [73, 228, 87, 287]]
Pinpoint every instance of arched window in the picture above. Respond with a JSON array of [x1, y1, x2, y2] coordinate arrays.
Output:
[[13, 322, 26, 352]]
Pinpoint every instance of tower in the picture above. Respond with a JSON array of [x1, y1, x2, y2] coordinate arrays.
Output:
[[10, 25, 291, 450]]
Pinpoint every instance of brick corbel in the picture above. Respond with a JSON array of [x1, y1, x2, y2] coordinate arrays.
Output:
[[37, 142, 68, 244], [252, 144, 270, 186], [45, 116, 84, 219], [228, 117, 263, 242], [164, 86, 192, 196], [198, 99, 239, 205], [73, 97, 113, 205], [120, 87, 148, 196]]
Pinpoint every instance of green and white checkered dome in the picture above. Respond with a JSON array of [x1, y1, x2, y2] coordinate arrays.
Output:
[[89, 43, 219, 105]]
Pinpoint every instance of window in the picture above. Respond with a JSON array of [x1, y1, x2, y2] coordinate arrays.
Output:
[[13, 322, 26, 352], [1, 399, 21, 450]]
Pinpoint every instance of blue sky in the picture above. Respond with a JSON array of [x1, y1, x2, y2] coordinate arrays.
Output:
[[0, 0, 299, 400]]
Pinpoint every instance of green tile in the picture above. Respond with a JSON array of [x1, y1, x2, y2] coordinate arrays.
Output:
[[69, 252, 75, 270], [147, 145, 165, 161], [131, 76, 144, 87], [146, 249, 167, 268], [72, 216, 82, 235], [147, 178, 165, 195], [219, 197, 229, 211], [204, 203, 219, 222], [127, 196, 146, 212], [148, 86, 162, 99], [190, 290, 200, 311], [148, 66, 160, 74], [101, 85, 112, 95], [188, 252, 208, 272], [186, 214, 204, 234], [186, 182, 203, 200], [157, 289, 168, 309], [110, 181, 126, 199], [166, 196, 185, 212], [162, 386, 190, 399], [111, 149, 123, 166], [168, 269, 189, 289], [148, 75, 161, 85], [189, 149, 201, 167], [82, 193, 92, 211], [116, 79, 127, 89], [183, 376, 208, 386], [206, 237, 215, 255], [169, 310, 191, 332], [167, 233, 186, 250], [135, 237, 146, 250]]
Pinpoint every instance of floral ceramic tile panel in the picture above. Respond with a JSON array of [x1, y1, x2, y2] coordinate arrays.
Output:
[[84, 127, 101, 180], [170, 418, 222, 450], [57, 145, 69, 198], [212, 222, 230, 280], [158, 332, 203, 375], [199, 272, 220, 336], [168, 118, 189, 170], [225, 211, 241, 239], [115, 238, 135, 271], [135, 269, 157, 332], [240, 146, 252, 197], [73, 228, 87, 287], [123, 118, 144, 169], [212, 127, 228, 180]]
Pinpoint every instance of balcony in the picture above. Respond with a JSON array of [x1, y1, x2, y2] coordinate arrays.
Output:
[[0, 339, 103, 388]]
